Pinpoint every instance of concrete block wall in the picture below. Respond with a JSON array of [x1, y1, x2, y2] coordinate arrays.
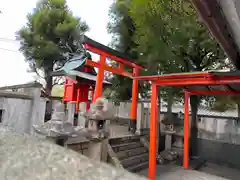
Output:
[[1, 97, 32, 133], [0, 82, 46, 134]]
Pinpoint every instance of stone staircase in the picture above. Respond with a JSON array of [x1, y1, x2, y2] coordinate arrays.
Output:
[[109, 135, 149, 172]]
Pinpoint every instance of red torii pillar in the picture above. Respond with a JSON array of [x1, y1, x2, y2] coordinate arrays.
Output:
[[92, 55, 106, 102], [148, 88, 191, 179], [184, 91, 190, 169], [130, 67, 139, 132], [93, 56, 140, 133], [149, 83, 158, 180]]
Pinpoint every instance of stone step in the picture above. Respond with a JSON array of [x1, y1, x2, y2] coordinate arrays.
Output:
[[111, 141, 143, 152], [116, 146, 148, 160], [109, 135, 140, 145], [127, 161, 149, 173], [121, 153, 149, 168]]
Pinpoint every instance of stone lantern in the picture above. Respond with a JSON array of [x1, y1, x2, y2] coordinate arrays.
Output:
[[78, 97, 114, 161], [172, 112, 184, 151], [33, 103, 83, 146], [162, 114, 176, 133], [162, 114, 176, 150]]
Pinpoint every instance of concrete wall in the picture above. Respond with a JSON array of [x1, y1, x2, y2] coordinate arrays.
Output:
[[1, 97, 32, 133], [0, 82, 46, 134], [198, 138, 240, 169]]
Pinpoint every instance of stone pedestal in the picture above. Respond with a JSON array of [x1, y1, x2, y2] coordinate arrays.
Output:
[[164, 131, 175, 150], [87, 139, 108, 162], [165, 134, 172, 150], [67, 102, 75, 125], [136, 103, 144, 135], [78, 102, 87, 128]]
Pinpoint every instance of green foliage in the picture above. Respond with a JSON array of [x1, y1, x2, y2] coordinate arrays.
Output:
[[130, 0, 224, 102], [17, 0, 89, 94], [51, 84, 64, 97], [108, 0, 138, 59], [107, 0, 148, 101], [130, 0, 224, 72], [210, 95, 240, 112], [208, 59, 240, 112]]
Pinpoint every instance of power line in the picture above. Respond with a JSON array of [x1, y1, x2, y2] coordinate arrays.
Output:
[[0, 47, 19, 53], [0, 37, 19, 43]]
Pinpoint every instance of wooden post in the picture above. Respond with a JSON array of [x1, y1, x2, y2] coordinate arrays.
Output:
[[130, 68, 139, 133], [93, 55, 106, 102], [76, 88, 81, 112], [149, 83, 158, 180], [183, 91, 190, 169]]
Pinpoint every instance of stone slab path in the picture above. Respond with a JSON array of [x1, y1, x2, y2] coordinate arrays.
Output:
[[139, 164, 238, 180]]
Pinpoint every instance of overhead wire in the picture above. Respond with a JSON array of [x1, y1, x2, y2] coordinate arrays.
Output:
[[0, 47, 19, 52], [0, 37, 20, 52], [0, 37, 19, 42]]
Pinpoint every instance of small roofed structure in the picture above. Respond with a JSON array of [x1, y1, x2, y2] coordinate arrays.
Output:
[[51, 55, 111, 112]]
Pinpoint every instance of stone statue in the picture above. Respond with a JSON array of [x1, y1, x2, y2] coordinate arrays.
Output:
[[79, 97, 115, 140]]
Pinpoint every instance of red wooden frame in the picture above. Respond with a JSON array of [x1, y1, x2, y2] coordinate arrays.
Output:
[[83, 42, 144, 128], [135, 71, 240, 180], [84, 44, 144, 70]]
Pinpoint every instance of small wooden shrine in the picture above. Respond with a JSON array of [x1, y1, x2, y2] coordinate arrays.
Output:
[[51, 63, 111, 112]]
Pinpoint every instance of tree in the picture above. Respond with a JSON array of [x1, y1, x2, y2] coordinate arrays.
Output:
[[17, 0, 89, 95], [130, 0, 225, 157], [209, 59, 240, 117], [107, 0, 150, 101]]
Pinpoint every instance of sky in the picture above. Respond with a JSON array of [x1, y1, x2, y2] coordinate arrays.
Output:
[[0, 0, 113, 86]]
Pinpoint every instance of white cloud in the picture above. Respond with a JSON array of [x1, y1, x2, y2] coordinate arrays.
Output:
[[0, 0, 113, 86]]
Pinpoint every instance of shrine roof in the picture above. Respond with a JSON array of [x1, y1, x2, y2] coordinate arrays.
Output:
[[134, 70, 240, 95], [51, 70, 111, 85], [192, 0, 240, 69]]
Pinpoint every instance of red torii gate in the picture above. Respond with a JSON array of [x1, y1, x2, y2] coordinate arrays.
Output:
[[80, 35, 144, 131], [134, 71, 240, 180]]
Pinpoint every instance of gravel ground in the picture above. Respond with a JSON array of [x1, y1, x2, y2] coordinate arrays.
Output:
[[139, 164, 233, 180], [0, 125, 146, 180]]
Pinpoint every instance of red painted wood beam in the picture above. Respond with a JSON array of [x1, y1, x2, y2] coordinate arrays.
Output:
[[84, 44, 144, 70], [85, 59, 133, 78]]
